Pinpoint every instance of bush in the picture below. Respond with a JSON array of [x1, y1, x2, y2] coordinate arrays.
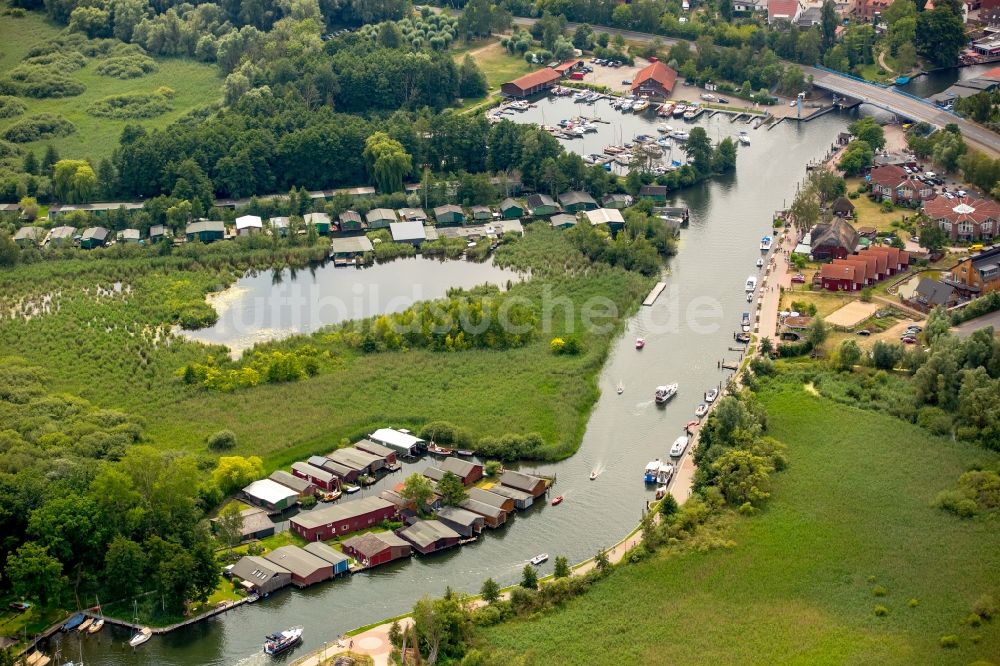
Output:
[[87, 92, 171, 119], [2, 114, 76, 142], [916, 406, 952, 436], [939, 635, 959, 648], [0, 96, 26, 119], [207, 429, 237, 451], [476, 432, 545, 460], [95, 55, 158, 79], [874, 605, 889, 616], [973, 594, 996, 620], [0, 65, 86, 98], [908, 598, 919, 607], [23, 51, 87, 71], [872, 585, 888, 597]]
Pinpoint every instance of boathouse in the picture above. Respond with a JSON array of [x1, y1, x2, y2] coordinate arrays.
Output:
[[459, 498, 507, 528], [235, 215, 263, 236], [269, 470, 316, 498], [398, 207, 429, 222], [500, 198, 524, 219], [303, 542, 351, 576], [433, 204, 465, 226], [314, 456, 360, 482], [46, 225, 76, 245], [586, 208, 625, 231], [231, 556, 291, 595], [149, 224, 169, 243], [398, 520, 462, 555], [630, 61, 678, 99], [549, 213, 578, 229], [380, 489, 416, 512], [80, 227, 109, 249], [438, 458, 484, 486], [390, 221, 427, 246], [304, 212, 332, 235], [342, 531, 412, 568], [423, 466, 447, 483], [526, 194, 560, 217], [330, 236, 374, 262], [603, 193, 632, 209], [436, 506, 484, 537], [501, 68, 561, 98], [499, 470, 547, 498], [327, 447, 384, 475], [559, 191, 598, 213], [469, 487, 516, 514], [264, 545, 334, 588], [470, 205, 493, 221], [269, 216, 290, 237], [354, 439, 398, 466], [291, 461, 339, 491], [338, 210, 365, 231], [186, 220, 225, 243], [639, 185, 668, 203], [488, 484, 534, 509], [290, 496, 398, 541], [366, 208, 397, 230], [242, 478, 299, 512], [369, 428, 425, 457], [13, 226, 43, 246], [211, 505, 275, 542]]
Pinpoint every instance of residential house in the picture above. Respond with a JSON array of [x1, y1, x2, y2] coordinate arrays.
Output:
[[148, 224, 169, 243], [230, 556, 291, 595], [820, 263, 858, 291], [559, 191, 598, 213], [913, 278, 957, 309], [369, 428, 426, 457], [269, 470, 316, 499], [630, 61, 678, 99], [830, 196, 855, 218], [235, 215, 263, 236], [330, 236, 374, 262], [302, 542, 351, 576], [586, 207, 626, 231], [291, 461, 338, 491], [527, 193, 561, 217], [433, 204, 465, 226], [858, 0, 891, 21], [948, 246, 1000, 295], [861, 245, 908, 275], [264, 545, 334, 588], [80, 227, 109, 249], [488, 483, 534, 509], [500, 198, 524, 219], [768, 0, 803, 23], [13, 226, 43, 246], [304, 212, 331, 235], [437, 458, 484, 486], [398, 207, 428, 222], [468, 487, 516, 514], [290, 496, 397, 541], [186, 220, 225, 243], [734, 0, 768, 11], [603, 193, 633, 209], [639, 185, 668, 203], [858, 246, 889, 279], [341, 531, 412, 568], [810, 218, 859, 260], [436, 506, 484, 537], [397, 519, 462, 555], [339, 210, 365, 232], [242, 478, 299, 512], [550, 213, 578, 229], [922, 195, 1000, 241], [868, 165, 934, 205], [459, 498, 507, 528], [831, 258, 867, 290], [117, 228, 141, 243], [366, 208, 397, 230], [501, 68, 561, 98], [269, 216, 290, 237], [796, 5, 823, 25], [470, 205, 493, 221], [46, 226, 76, 245], [211, 505, 275, 542], [354, 439, 399, 466], [390, 221, 427, 246], [553, 59, 585, 77]]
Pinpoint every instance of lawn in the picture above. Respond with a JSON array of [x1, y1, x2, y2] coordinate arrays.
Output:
[[479, 377, 1000, 665], [454, 40, 534, 111], [780, 289, 855, 318], [0, 8, 221, 163], [845, 180, 916, 236]]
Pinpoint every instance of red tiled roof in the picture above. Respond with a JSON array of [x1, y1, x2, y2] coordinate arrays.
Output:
[[820, 263, 855, 281], [868, 165, 928, 194], [554, 60, 583, 74], [922, 196, 1000, 224], [505, 68, 561, 92], [768, 0, 800, 19], [631, 61, 678, 94]]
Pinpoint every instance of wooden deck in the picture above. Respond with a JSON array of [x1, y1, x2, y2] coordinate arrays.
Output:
[[643, 282, 667, 306]]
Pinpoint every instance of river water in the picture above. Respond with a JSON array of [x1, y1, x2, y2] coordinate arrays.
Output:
[[894, 62, 996, 99], [53, 100, 847, 666]]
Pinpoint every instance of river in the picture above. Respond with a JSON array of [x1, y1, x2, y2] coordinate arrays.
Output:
[[894, 62, 997, 99], [50, 100, 848, 666]]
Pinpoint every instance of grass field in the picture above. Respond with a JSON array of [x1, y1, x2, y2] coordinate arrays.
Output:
[[845, 180, 915, 235], [479, 377, 1000, 664], [0, 9, 221, 163], [455, 40, 534, 110]]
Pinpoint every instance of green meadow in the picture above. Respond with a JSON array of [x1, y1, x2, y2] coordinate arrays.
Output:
[[479, 376, 1000, 665], [0, 8, 221, 163]]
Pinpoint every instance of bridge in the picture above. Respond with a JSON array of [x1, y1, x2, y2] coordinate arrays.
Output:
[[506, 16, 999, 158]]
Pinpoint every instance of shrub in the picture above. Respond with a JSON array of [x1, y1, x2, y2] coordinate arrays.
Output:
[[973, 594, 996, 620], [965, 612, 983, 627], [2, 114, 75, 142], [23, 51, 87, 71], [484, 460, 502, 477], [916, 406, 952, 436], [95, 55, 158, 79], [0, 65, 86, 98], [87, 92, 171, 119], [939, 635, 959, 648], [0, 96, 26, 118], [908, 598, 919, 607], [207, 429, 237, 451], [872, 585, 888, 597], [874, 605, 889, 616]]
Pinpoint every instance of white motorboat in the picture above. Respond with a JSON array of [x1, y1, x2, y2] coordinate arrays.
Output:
[[670, 129, 690, 141], [756, 257, 764, 268], [617, 381, 624, 395], [129, 627, 152, 648], [655, 383, 678, 404], [670, 435, 689, 457], [738, 131, 750, 145], [657, 123, 673, 134], [760, 235, 773, 251], [705, 388, 719, 403], [264, 626, 303, 656], [695, 403, 709, 418], [656, 461, 674, 484], [632, 99, 650, 112], [746, 276, 758, 292], [644, 459, 661, 483], [672, 104, 687, 118], [530, 553, 549, 566]]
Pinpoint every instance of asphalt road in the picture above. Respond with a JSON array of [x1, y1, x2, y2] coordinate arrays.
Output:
[[954, 309, 1000, 338], [505, 17, 999, 157]]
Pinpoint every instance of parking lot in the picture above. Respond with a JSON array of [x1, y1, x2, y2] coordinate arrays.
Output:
[[582, 57, 648, 94]]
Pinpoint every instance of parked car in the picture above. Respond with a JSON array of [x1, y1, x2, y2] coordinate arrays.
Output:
[[622, 79, 632, 85], [857, 329, 872, 336], [906, 325, 923, 333], [791, 273, 806, 283], [717, 97, 730, 103], [901, 336, 917, 344]]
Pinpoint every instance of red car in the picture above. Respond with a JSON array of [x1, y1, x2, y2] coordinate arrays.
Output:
[[791, 273, 806, 283], [901, 336, 917, 344]]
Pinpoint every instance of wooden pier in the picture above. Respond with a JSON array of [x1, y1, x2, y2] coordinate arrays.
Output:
[[721, 361, 739, 371], [643, 282, 667, 306]]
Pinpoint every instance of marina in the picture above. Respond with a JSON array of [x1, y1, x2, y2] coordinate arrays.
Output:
[[48, 110, 849, 666]]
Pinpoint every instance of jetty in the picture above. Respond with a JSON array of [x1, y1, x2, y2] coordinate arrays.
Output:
[[643, 282, 667, 306]]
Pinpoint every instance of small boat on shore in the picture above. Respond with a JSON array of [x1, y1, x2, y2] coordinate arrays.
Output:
[[695, 403, 709, 418], [427, 443, 453, 456], [635, 337, 645, 349], [264, 627, 303, 656], [530, 553, 549, 566], [129, 627, 152, 648], [705, 388, 719, 403], [655, 383, 678, 404], [686, 420, 700, 431], [77, 617, 93, 633], [551, 495, 564, 506]]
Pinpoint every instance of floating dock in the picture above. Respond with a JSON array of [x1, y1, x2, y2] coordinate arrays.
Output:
[[643, 282, 667, 306]]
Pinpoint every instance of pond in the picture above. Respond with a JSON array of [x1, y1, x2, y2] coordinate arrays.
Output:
[[181, 257, 524, 356]]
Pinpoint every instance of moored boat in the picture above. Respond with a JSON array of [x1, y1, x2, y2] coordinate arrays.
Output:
[[455, 449, 475, 456], [756, 257, 764, 268], [705, 388, 719, 403], [632, 99, 650, 112], [644, 459, 661, 483], [427, 443, 453, 456], [746, 276, 757, 292], [77, 617, 93, 633], [88, 618, 105, 634], [670, 435, 689, 457], [738, 131, 750, 145], [635, 337, 645, 349], [760, 235, 773, 251], [63, 613, 86, 632], [129, 627, 152, 648], [695, 403, 709, 418], [656, 461, 674, 484], [735, 332, 751, 343], [530, 553, 548, 565], [551, 495, 564, 506], [264, 627, 303, 656], [670, 129, 690, 141], [672, 104, 687, 117], [655, 384, 678, 404]]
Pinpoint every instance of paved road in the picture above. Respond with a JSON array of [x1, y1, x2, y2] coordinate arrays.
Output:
[[505, 17, 999, 157], [954, 309, 1000, 338]]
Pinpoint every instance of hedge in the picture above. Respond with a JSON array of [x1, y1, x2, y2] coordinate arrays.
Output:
[[1, 114, 76, 142]]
